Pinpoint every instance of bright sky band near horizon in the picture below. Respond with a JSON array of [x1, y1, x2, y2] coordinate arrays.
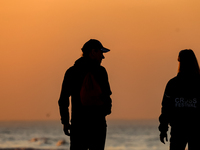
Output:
[[1, 0, 200, 121]]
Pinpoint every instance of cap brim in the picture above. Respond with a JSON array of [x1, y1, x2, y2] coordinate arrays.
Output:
[[101, 47, 110, 53]]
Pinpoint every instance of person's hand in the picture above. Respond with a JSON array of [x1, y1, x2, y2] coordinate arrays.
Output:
[[63, 124, 70, 136], [160, 132, 168, 144]]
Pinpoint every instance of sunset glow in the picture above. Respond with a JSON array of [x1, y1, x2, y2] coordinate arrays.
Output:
[[1, 0, 200, 120]]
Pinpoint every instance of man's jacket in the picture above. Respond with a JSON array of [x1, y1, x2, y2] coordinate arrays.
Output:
[[58, 57, 112, 126], [159, 73, 200, 133]]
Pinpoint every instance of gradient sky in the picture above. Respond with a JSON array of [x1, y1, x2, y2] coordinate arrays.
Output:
[[1, 0, 200, 121]]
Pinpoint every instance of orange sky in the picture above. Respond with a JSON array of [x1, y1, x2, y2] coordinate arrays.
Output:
[[1, 0, 200, 121]]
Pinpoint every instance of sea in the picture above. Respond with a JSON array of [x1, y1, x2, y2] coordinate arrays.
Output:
[[0, 119, 175, 150]]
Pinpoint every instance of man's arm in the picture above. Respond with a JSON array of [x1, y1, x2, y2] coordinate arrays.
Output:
[[58, 68, 73, 135], [100, 67, 112, 116]]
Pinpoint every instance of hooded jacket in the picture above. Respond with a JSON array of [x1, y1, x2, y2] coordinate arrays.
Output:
[[58, 57, 112, 126], [159, 73, 200, 133]]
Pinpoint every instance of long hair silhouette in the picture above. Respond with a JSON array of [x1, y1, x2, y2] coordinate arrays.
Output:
[[178, 49, 200, 75]]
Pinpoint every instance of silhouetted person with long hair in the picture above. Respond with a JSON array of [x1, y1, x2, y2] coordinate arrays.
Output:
[[159, 49, 200, 150], [58, 39, 112, 150]]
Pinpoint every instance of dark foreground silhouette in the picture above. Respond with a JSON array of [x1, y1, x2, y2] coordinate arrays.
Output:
[[58, 39, 112, 150], [159, 49, 200, 150]]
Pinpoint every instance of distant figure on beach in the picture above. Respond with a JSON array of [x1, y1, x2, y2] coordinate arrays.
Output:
[[58, 39, 112, 150], [159, 49, 200, 150]]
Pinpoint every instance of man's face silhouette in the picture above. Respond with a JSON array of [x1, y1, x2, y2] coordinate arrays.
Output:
[[91, 49, 105, 64]]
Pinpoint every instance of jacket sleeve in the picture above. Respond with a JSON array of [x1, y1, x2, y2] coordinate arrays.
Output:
[[100, 67, 112, 116], [58, 67, 73, 125], [158, 81, 173, 133]]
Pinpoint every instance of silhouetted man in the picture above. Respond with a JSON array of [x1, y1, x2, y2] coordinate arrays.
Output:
[[58, 39, 112, 150]]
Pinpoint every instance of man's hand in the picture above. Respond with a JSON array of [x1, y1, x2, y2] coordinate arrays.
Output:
[[63, 124, 70, 136], [160, 132, 168, 144]]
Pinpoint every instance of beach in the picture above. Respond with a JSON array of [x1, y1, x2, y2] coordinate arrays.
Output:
[[0, 120, 171, 150]]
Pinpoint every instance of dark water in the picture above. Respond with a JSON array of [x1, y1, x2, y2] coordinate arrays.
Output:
[[0, 120, 171, 150]]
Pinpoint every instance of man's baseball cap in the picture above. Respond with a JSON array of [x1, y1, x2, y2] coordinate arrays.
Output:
[[81, 39, 110, 53]]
